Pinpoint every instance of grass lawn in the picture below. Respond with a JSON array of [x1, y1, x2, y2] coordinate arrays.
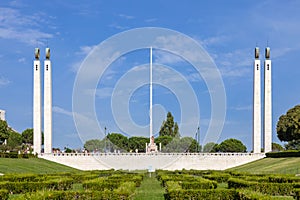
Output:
[[229, 157, 300, 174], [0, 158, 79, 174], [133, 173, 165, 200]]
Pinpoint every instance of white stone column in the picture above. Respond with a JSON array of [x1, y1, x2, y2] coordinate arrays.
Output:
[[44, 48, 52, 154], [253, 47, 261, 153], [0, 110, 6, 121], [33, 48, 42, 154], [264, 47, 272, 153]]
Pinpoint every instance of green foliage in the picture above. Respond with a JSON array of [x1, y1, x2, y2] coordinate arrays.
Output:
[[272, 142, 284, 152], [159, 112, 180, 137], [277, 105, 300, 143], [217, 138, 247, 152], [128, 136, 148, 152], [0, 120, 9, 144], [285, 139, 300, 150], [155, 135, 173, 148], [203, 142, 218, 152], [19, 190, 121, 200], [107, 133, 128, 152], [7, 130, 22, 150], [83, 139, 103, 152], [228, 178, 295, 196], [21, 128, 33, 145], [159, 137, 200, 153], [266, 150, 300, 158], [165, 188, 237, 200], [0, 189, 8, 200]]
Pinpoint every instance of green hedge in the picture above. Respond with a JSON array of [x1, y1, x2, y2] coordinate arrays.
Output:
[[236, 189, 283, 200], [82, 178, 119, 191], [294, 188, 300, 200], [180, 178, 217, 189], [268, 175, 300, 183], [0, 152, 36, 158], [202, 173, 231, 183], [228, 178, 295, 196], [266, 150, 300, 158], [15, 190, 125, 200], [0, 189, 9, 200], [0, 178, 73, 194], [165, 188, 238, 200]]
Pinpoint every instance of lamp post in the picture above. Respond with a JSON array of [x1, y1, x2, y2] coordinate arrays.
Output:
[[197, 126, 200, 152], [104, 126, 107, 153]]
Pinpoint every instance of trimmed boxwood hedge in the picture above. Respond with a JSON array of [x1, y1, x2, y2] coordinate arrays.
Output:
[[228, 178, 296, 196], [0, 189, 9, 200], [266, 150, 300, 158], [0, 152, 36, 158], [165, 188, 238, 200], [0, 178, 73, 193]]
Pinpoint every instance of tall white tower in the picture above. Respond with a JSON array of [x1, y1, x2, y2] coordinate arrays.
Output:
[[264, 47, 272, 153], [253, 47, 261, 153], [33, 48, 42, 154], [44, 48, 52, 154]]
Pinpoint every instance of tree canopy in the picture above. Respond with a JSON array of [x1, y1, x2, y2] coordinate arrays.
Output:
[[277, 105, 300, 142], [159, 112, 180, 137], [203, 142, 218, 152], [217, 138, 247, 152], [0, 120, 9, 144]]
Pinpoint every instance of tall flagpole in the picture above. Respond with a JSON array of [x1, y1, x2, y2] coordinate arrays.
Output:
[[150, 47, 153, 143]]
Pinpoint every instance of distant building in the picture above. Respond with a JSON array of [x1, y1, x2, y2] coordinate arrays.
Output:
[[0, 110, 5, 121]]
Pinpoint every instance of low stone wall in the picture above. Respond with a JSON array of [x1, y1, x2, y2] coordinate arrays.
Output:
[[40, 153, 265, 171]]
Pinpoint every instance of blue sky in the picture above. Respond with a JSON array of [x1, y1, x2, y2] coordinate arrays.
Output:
[[1, 0, 300, 151]]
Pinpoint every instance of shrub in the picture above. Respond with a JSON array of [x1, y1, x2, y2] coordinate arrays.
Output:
[[266, 150, 300, 158], [180, 178, 217, 189], [165, 188, 237, 200], [202, 173, 231, 183], [228, 178, 295, 196], [0, 189, 9, 200]]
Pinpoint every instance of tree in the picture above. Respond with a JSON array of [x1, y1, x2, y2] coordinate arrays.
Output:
[[284, 139, 300, 150], [277, 105, 300, 150], [128, 137, 148, 152], [217, 138, 247, 152], [272, 142, 284, 152], [159, 112, 180, 137], [155, 135, 173, 148], [107, 133, 128, 152], [203, 142, 218, 152], [21, 128, 33, 145], [7, 130, 22, 150], [0, 120, 9, 144], [21, 128, 44, 145], [178, 137, 200, 153], [84, 139, 103, 152]]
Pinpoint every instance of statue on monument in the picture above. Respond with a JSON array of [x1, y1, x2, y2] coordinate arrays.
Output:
[[147, 136, 158, 153]]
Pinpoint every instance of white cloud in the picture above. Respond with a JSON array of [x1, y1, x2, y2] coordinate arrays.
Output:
[[232, 105, 252, 111], [53, 106, 73, 117], [0, 77, 10, 87], [0, 7, 53, 45], [118, 14, 134, 20], [71, 45, 98, 73], [109, 23, 129, 30], [199, 35, 229, 47], [76, 45, 97, 56], [18, 57, 26, 63], [154, 50, 184, 65]]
